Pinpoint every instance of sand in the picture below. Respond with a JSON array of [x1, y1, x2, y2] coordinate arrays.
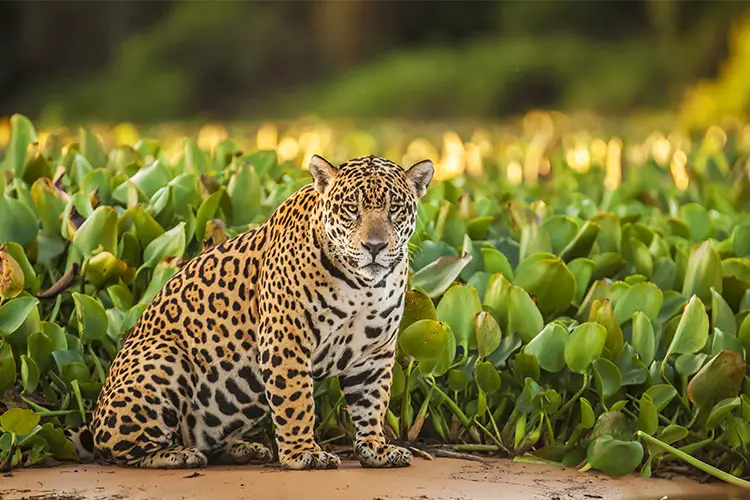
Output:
[[2, 458, 748, 500]]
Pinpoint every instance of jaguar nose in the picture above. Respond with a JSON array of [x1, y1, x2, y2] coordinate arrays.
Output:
[[362, 240, 387, 259]]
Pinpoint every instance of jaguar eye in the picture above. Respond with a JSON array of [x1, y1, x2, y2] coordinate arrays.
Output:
[[342, 203, 358, 217], [389, 204, 402, 216]]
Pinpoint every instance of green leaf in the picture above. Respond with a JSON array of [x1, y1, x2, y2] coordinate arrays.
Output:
[[568, 258, 596, 305], [731, 222, 750, 258], [0, 195, 39, 246], [710, 288, 736, 337], [674, 352, 707, 377], [519, 221, 551, 262], [72, 292, 108, 343], [592, 358, 622, 398], [196, 187, 230, 242], [0, 296, 39, 336], [687, 350, 745, 410], [0, 407, 40, 435], [580, 398, 595, 428], [447, 368, 470, 392], [410, 252, 472, 298], [586, 436, 644, 477], [524, 323, 568, 373], [507, 285, 544, 343], [20, 355, 39, 393], [705, 397, 741, 430], [0, 342, 16, 393], [612, 282, 663, 324], [2, 114, 37, 178], [399, 319, 451, 362], [474, 311, 502, 359], [38, 423, 78, 461], [72, 206, 119, 258], [513, 256, 576, 316], [227, 162, 262, 226], [559, 220, 600, 262], [682, 241, 722, 304], [140, 222, 186, 272], [631, 312, 655, 366], [565, 322, 607, 373], [637, 394, 658, 435], [589, 299, 623, 360], [436, 284, 482, 352], [481, 248, 513, 280], [644, 385, 677, 412], [483, 272, 512, 328], [475, 361, 502, 394], [665, 295, 709, 359], [399, 289, 436, 333]]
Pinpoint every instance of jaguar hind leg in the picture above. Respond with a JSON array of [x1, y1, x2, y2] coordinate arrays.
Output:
[[212, 440, 274, 465], [132, 446, 208, 469]]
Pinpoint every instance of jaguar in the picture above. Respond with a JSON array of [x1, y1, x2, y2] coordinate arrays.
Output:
[[69, 153, 434, 470]]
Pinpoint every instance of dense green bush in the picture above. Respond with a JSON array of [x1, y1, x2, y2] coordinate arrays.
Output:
[[0, 115, 748, 490]]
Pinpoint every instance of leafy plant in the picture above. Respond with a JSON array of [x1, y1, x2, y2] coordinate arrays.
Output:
[[0, 114, 749, 490]]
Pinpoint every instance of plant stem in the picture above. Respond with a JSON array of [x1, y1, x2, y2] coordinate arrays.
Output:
[[637, 431, 750, 490], [556, 371, 588, 417], [423, 379, 471, 427]]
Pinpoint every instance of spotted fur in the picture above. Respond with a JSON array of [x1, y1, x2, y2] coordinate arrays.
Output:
[[69, 154, 434, 470]]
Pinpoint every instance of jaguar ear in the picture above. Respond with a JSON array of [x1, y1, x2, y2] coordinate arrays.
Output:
[[406, 159, 434, 198], [309, 154, 338, 194]]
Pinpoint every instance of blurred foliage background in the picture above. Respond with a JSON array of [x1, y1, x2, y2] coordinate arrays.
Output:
[[1, 0, 750, 130]]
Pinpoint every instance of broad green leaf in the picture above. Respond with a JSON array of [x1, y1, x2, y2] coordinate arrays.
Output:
[[631, 312, 655, 366], [2, 242, 37, 295], [483, 272, 511, 328], [680, 203, 712, 242], [434, 201, 466, 249], [79, 128, 107, 168], [138, 265, 178, 306], [507, 285, 544, 343], [568, 258, 596, 305], [665, 295, 709, 359], [613, 282, 663, 324], [592, 358, 622, 398], [0, 195, 39, 246], [559, 220, 599, 262], [731, 222, 750, 258], [447, 368, 470, 392], [637, 394, 658, 435], [0, 342, 16, 393], [475, 361, 501, 394], [524, 323, 568, 373], [140, 222, 186, 271], [586, 436, 644, 477], [0, 296, 39, 336], [687, 350, 745, 410], [73, 292, 108, 343], [227, 162, 262, 226], [565, 322, 607, 373], [474, 311, 502, 358], [73, 206, 119, 258], [399, 289, 436, 333], [0, 407, 40, 435], [541, 214, 579, 255], [711, 328, 743, 355], [705, 397, 741, 430], [2, 114, 37, 178], [710, 288, 736, 337], [675, 352, 708, 377], [513, 256, 576, 316], [644, 385, 677, 412], [682, 241, 722, 304], [436, 284, 482, 352], [481, 247, 513, 280], [410, 252, 472, 298], [20, 355, 39, 393], [399, 319, 451, 362], [519, 221, 551, 262], [589, 299, 623, 360]]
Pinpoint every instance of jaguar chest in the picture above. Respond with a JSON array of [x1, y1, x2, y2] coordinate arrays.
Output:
[[307, 279, 405, 379]]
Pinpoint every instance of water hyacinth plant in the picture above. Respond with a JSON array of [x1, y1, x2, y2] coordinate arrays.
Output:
[[0, 114, 748, 489]]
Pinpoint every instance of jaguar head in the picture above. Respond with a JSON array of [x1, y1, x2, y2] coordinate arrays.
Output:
[[310, 154, 434, 280]]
